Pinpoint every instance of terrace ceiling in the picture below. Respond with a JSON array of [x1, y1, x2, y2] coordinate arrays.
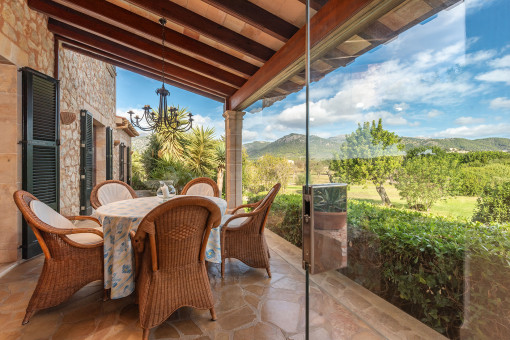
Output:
[[29, 0, 461, 111]]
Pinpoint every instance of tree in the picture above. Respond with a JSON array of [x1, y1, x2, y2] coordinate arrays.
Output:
[[473, 181, 510, 224], [255, 154, 293, 192], [329, 119, 403, 205], [141, 133, 163, 177], [184, 126, 217, 177], [157, 106, 191, 161], [395, 147, 454, 211], [214, 141, 226, 195]]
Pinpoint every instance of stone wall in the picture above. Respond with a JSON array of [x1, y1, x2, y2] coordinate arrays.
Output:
[[0, 0, 132, 261]]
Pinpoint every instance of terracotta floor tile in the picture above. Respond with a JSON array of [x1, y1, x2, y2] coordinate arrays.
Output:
[[0, 241, 395, 340]]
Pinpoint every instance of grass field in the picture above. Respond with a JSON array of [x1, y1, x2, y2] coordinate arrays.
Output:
[[284, 175, 477, 220]]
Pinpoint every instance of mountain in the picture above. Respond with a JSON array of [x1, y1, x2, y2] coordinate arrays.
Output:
[[402, 137, 510, 152], [244, 133, 345, 160], [244, 134, 510, 160], [132, 135, 150, 153]]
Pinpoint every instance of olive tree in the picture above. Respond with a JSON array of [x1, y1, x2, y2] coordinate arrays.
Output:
[[329, 119, 403, 205]]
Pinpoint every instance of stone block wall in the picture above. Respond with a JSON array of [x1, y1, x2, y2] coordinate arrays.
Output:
[[0, 0, 132, 261]]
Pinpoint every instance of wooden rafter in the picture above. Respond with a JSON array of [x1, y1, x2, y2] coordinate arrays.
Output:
[[296, 0, 330, 11], [53, 0, 258, 77], [62, 43, 225, 102], [228, 0, 378, 110], [59, 38, 226, 101], [123, 0, 276, 62], [201, 0, 298, 42], [28, 0, 246, 88], [48, 20, 238, 96]]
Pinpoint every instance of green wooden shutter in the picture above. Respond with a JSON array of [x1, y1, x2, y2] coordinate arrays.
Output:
[[119, 143, 125, 182], [106, 127, 113, 180], [21, 67, 60, 259], [126, 146, 131, 185], [80, 110, 94, 215]]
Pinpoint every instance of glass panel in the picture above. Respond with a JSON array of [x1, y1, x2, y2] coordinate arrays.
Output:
[[307, 0, 510, 338]]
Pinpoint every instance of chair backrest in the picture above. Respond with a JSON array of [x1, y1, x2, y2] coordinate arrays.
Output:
[[181, 177, 219, 197], [133, 196, 221, 272], [13, 191, 58, 259], [90, 180, 137, 209]]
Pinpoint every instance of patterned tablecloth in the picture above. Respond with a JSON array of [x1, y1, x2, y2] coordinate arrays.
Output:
[[93, 195, 227, 299]]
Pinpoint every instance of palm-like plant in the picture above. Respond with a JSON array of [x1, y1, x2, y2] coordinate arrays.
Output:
[[185, 126, 217, 177], [215, 140, 226, 195], [157, 105, 190, 161]]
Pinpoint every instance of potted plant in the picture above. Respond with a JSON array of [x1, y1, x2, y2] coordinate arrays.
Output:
[[313, 184, 347, 230]]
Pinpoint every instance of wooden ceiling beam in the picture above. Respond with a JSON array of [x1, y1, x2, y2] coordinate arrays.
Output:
[[296, 0, 330, 11], [28, 0, 246, 88], [51, 0, 258, 77], [59, 38, 226, 101], [123, 0, 275, 63], [228, 0, 376, 110], [201, 0, 298, 42], [48, 20, 237, 96]]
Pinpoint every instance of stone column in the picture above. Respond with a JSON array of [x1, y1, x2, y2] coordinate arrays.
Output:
[[223, 110, 245, 212]]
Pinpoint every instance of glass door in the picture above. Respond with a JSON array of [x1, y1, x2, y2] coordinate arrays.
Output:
[[304, 0, 510, 339]]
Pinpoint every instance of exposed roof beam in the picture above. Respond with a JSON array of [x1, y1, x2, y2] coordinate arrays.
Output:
[[201, 0, 298, 42], [296, 0, 330, 11], [228, 0, 393, 110], [48, 20, 237, 96], [123, 0, 275, 63], [28, 0, 246, 88], [59, 38, 226, 101], [53, 0, 258, 77]]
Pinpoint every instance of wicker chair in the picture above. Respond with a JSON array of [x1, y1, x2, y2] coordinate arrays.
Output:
[[131, 196, 222, 340], [220, 183, 281, 278], [90, 180, 137, 209], [181, 177, 220, 197], [13, 190, 104, 325]]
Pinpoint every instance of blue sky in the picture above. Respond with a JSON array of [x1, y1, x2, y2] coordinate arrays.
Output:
[[117, 0, 509, 142]]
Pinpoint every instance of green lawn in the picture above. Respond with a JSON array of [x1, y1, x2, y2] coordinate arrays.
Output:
[[284, 175, 477, 220]]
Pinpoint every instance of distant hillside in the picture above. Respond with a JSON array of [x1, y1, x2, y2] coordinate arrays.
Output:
[[244, 134, 510, 160], [244, 133, 345, 160], [132, 135, 150, 153], [402, 137, 510, 152]]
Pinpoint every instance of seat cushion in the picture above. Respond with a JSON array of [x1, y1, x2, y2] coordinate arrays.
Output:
[[97, 183, 133, 206], [221, 214, 248, 228], [67, 232, 103, 245], [185, 183, 215, 197], [30, 200, 75, 230]]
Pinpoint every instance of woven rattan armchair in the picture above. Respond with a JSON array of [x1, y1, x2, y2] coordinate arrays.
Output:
[[13, 190, 104, 325], [131, 196, 222, 340], [221, 183, 281, 278], [90, 180, 137, 209], [181, 177, 220, 197]]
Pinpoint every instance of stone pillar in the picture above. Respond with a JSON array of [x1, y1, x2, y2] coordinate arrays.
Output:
[[223, 110, 245, 212]]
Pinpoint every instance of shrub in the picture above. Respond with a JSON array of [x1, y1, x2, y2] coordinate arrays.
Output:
[[472, 181, 510, 224], [449, 163, 510, 196], [254, 194, 510, 338], [248, 193, 302, 247]]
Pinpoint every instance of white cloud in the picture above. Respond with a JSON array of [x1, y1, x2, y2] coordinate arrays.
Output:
[[242, 130, 259, 142], [456, 49, 497, 66], [490, 97, 510, 110], [393, 102, 409, 112], [427, 109, 443, 118], [454, 116, 485, 125], [434, 123, 510, 138], [489, 54, 510, 68], [476, 68, 510, 85]]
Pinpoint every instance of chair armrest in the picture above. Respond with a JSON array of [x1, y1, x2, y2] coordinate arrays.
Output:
[[56, 227, 104, 249], [231, 202, 259, 214], [66, 215, 102, 226], [222, 211, 260, 231]]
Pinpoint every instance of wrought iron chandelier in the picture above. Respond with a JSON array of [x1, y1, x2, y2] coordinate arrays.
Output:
[[128, 18, 193, 133]]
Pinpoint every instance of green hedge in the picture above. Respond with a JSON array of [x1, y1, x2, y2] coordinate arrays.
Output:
[[255, 193, 510, 339]]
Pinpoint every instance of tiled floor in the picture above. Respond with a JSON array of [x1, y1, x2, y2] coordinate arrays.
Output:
[[0, 244, 383, 339]]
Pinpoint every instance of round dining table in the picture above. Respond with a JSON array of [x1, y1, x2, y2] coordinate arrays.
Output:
[[93, 195, 227, 299]]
